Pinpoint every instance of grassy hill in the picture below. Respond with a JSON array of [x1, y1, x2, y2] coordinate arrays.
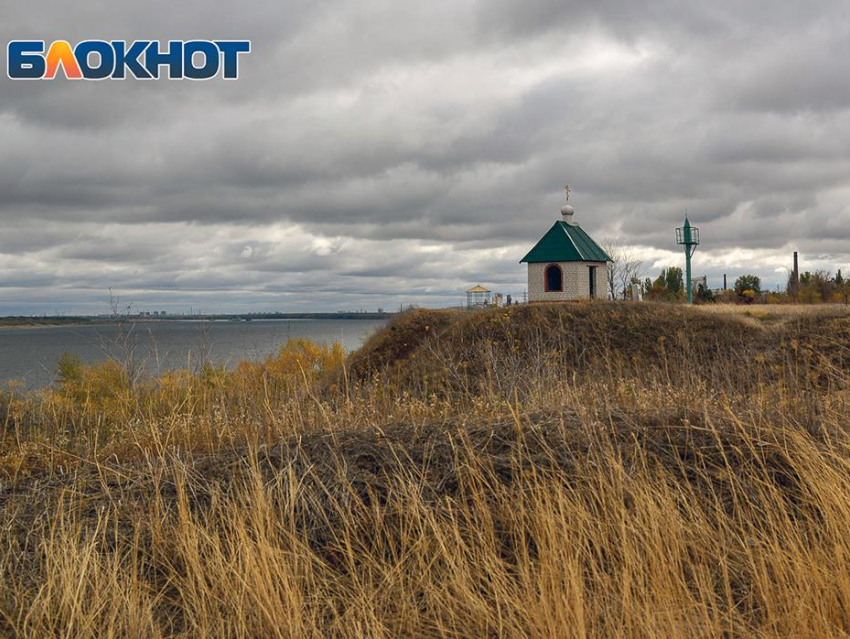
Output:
[[2, 302, 850, 637], [349, 302, 850, 392]]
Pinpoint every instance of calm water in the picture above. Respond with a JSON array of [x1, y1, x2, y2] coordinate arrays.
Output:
[[0, 319, 386, 390]]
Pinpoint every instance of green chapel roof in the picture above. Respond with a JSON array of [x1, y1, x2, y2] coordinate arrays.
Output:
[[520, 221, 612, 264]]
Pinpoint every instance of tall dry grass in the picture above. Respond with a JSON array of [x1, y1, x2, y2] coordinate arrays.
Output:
[[696, 302, 850, 318], [2, 303, 850, 637]]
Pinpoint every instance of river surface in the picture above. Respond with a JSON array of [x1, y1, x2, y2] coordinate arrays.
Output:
[[0, 319, 386, 390]]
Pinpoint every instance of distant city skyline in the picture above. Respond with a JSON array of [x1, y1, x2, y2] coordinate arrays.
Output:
[[2, 0, 849, 314]]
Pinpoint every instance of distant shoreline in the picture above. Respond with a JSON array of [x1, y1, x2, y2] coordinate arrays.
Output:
[[0, 313, 395, 329]]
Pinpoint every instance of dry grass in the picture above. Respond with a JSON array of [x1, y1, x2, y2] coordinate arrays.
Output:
[[2, 302, 850, 637], [697, 302, 850, 318]]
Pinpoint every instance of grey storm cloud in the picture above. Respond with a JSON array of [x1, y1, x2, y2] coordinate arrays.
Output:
[[1, 0, 849, 313]]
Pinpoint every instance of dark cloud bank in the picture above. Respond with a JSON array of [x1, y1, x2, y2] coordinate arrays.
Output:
[[1, 0, 848, 313]]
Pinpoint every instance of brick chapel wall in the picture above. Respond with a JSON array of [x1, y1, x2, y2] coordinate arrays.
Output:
[[527, 261, 608, 301]]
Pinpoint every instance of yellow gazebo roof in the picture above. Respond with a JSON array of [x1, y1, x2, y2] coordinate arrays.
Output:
[[466, 285, 491, 293]]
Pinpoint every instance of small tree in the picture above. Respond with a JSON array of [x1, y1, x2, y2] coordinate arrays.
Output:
[[696, 283, 715, 303], [601, 239, 620, 299], [602, 240, 644, 300], [734, 275, 761, 303], [796, 270, 834, 303], [665, 267, 684, 296], [786, 271, 799, 300], [645, 268, 685, 302], [835, 270, 850, 304], [617, 248, 643, 300], [810, 270, 835, 302]]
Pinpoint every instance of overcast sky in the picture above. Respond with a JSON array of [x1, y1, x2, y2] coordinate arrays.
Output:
[[1, 0, 848, 314]]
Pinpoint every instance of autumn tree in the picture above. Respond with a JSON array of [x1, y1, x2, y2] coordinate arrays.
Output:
[[645, 267, 685, 302], [836, 270, 850, 304], [734, 274, 761, 303]]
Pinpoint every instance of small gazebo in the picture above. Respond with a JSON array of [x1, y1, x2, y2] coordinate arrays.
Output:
[[466, 285, 492, 310]]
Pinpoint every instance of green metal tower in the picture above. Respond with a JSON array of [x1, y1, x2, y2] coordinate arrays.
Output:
[[676, 217, 700, 304]]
